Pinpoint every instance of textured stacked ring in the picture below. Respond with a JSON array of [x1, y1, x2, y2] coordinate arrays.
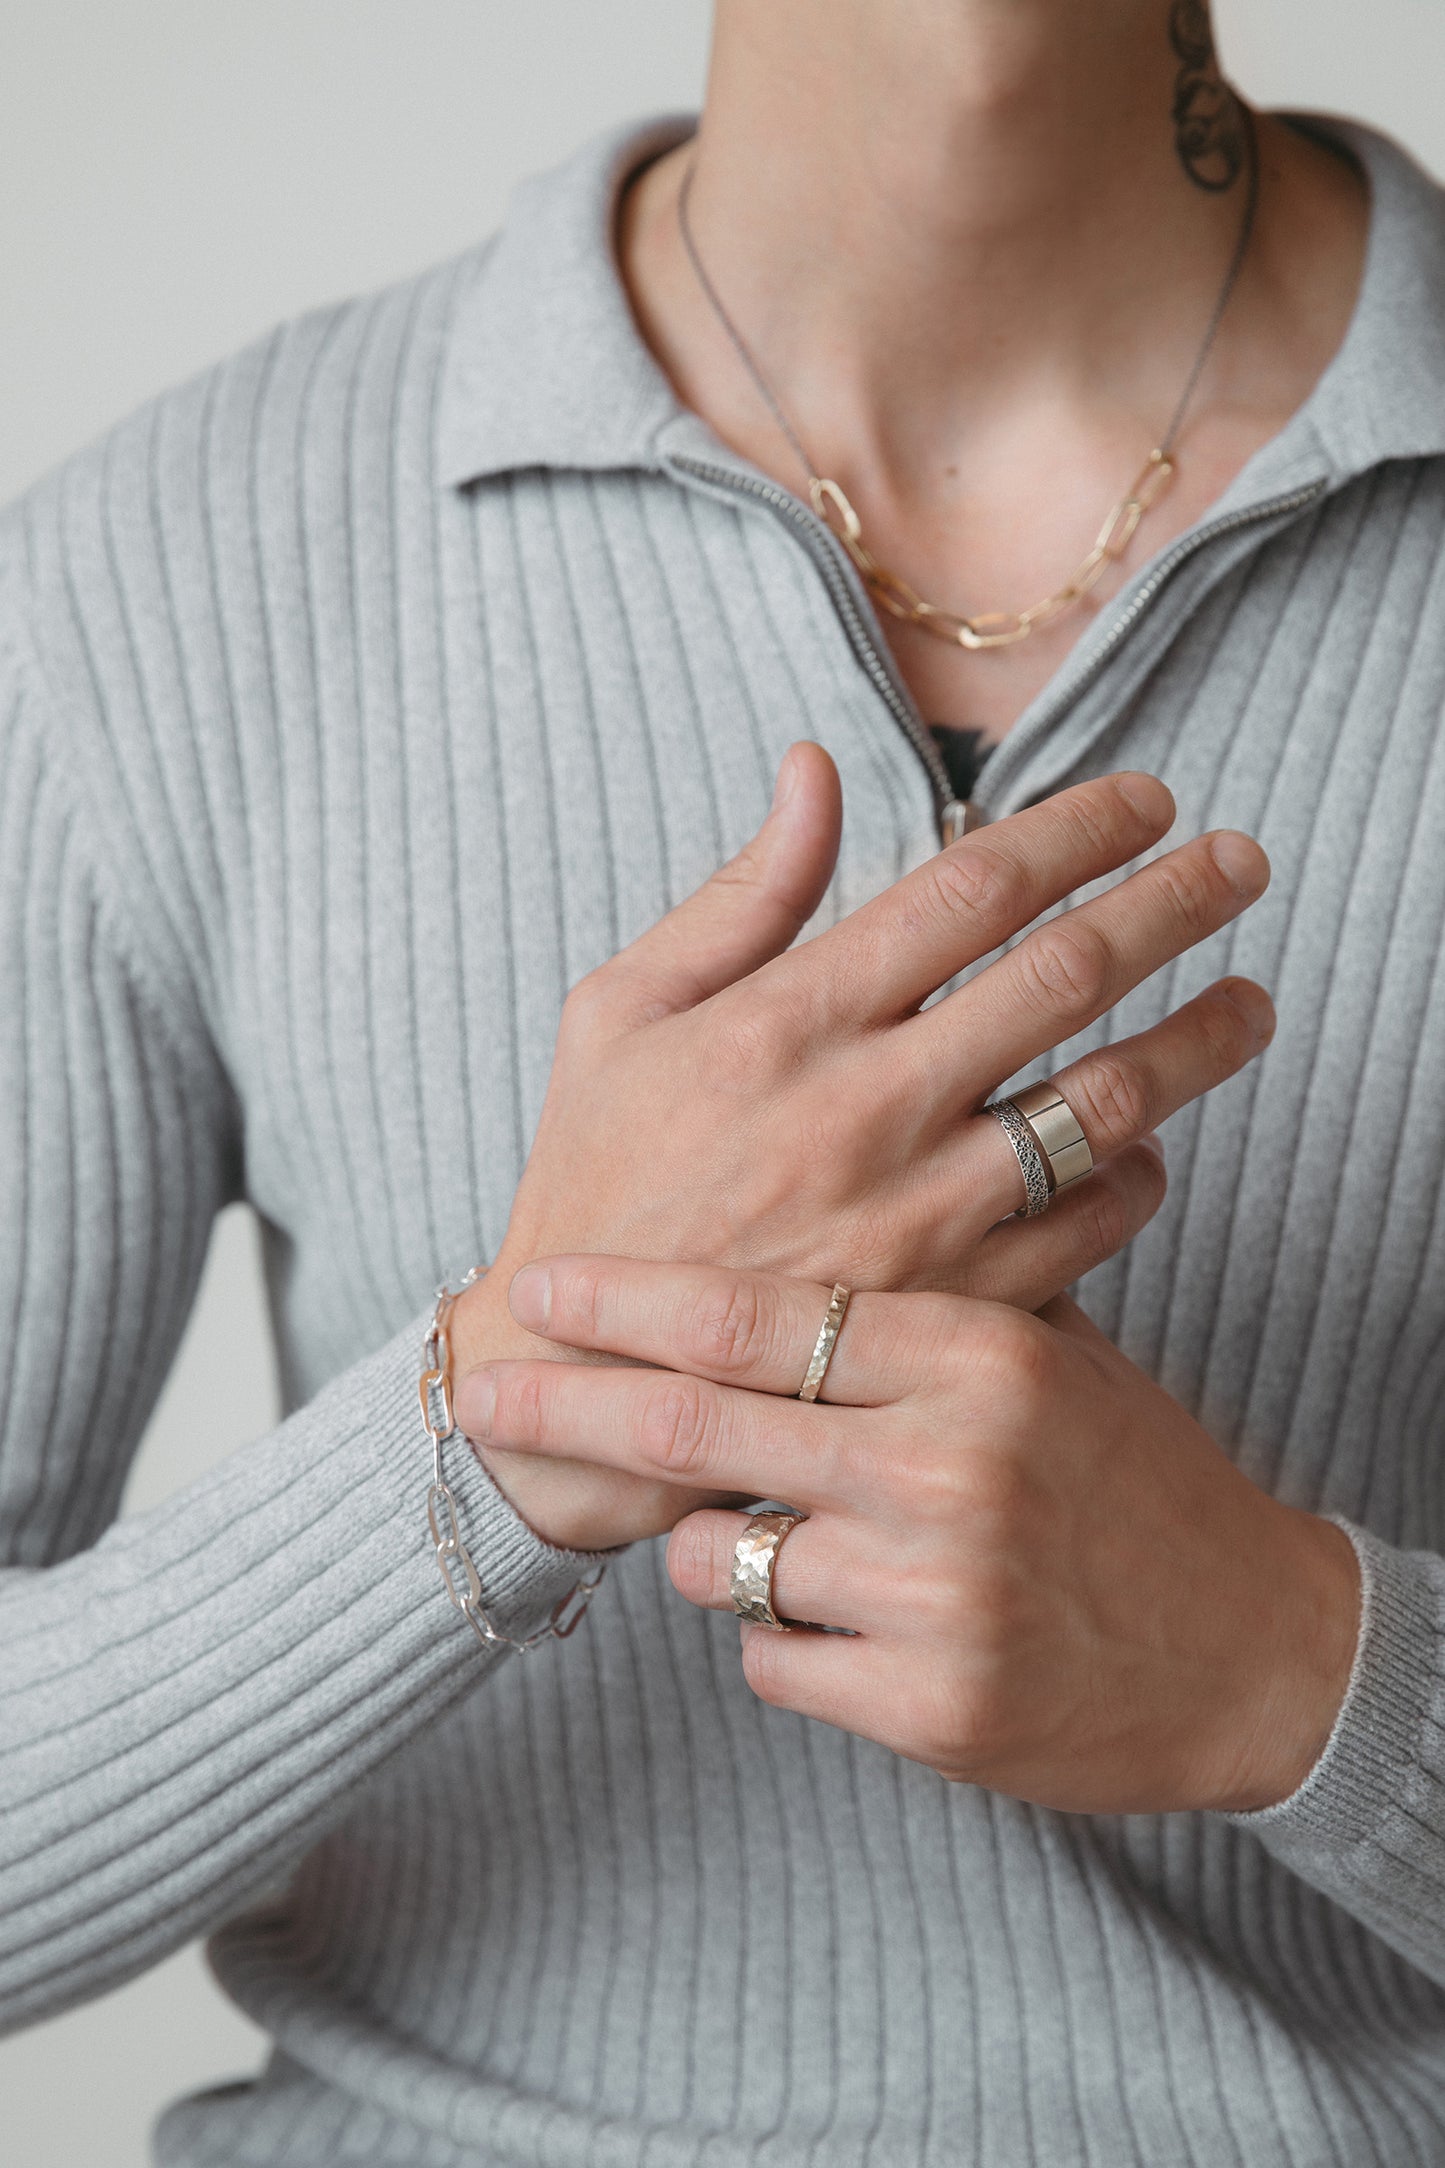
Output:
[[987, 1080, 1094, 1218], [731, 1511, 807, 1629]]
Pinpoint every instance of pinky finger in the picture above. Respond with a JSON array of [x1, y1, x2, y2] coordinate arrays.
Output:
[[738, 1615, 878, 1733], [951, 1135, 1167, 1311], [740, 1628, 976, 1782]]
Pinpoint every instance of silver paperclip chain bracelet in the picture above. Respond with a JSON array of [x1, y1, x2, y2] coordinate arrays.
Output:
[[419, 1270, 607, 1652]]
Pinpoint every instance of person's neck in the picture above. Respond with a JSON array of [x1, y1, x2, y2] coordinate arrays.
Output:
[[618, 0, 1366, 742], [626, 0, 1262, 487]]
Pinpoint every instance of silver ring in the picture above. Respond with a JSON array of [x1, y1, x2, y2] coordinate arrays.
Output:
[[987, 1081, 1093, 1218], [731, 1510, 806, 1629], [988, 1098, 1053, 1216]]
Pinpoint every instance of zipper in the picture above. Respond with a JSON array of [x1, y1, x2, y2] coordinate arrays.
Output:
[[666, 452, 1328, 843], [665, 454, 970, 840]]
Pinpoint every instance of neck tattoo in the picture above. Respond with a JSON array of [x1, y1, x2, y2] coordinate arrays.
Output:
[[1170, 0, 1248, 192]]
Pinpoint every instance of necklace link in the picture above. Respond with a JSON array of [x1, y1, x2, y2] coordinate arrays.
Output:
[[678, 122, 1257, 653], [811, 449, 1179, 652]]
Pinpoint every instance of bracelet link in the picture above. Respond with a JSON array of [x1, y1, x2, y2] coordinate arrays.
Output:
[[419, 1276, 606, 1654]]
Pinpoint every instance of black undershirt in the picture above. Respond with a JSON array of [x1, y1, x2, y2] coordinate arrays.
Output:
[[929, 724, 994, 807]]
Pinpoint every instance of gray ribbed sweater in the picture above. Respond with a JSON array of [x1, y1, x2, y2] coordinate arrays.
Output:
[[7, 109, 1445, 2167]]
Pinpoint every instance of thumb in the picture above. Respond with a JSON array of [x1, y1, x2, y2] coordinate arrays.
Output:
[[604, 742, 842, 1020]]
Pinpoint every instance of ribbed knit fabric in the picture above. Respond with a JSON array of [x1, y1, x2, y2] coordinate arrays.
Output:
[[6, 109, 1445, 2166]]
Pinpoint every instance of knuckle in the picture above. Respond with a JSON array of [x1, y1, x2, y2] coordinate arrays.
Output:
[[1152, 845, 1225, 933], [1071, 1049, 1152, 1152], [551, 1255, 610, 1342], [1053, 785, 1125, 864], [909, 843, 1027, 942], [666, 1515, 724, 1604], [686, 1277, 771, 1376], [560, 967, 613, 1040], [638, 1376, 716, 1478], [1017, 919, 1111, 1020], [901, 1429, 1032, 1548], [491, 1365, 549, 1445], [967, 1305, 1057, 1404]]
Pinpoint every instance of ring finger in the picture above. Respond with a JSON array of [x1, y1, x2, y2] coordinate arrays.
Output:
[[933, 973, 1273, 1236], [668, 1506, 868, 1633]]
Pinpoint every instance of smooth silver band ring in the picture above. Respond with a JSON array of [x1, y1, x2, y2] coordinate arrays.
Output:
[[987, 1081, 1094, 1218]]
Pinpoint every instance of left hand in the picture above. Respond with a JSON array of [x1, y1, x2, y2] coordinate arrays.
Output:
[[461, 1254, 1361, 1815]]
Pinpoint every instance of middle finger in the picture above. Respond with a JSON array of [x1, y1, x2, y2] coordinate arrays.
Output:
[[463, 1349, 873, 1509], [913, 827, 1269, 1101], [917, 974, 1273, 1244], [668, 1507, 867, 1632]]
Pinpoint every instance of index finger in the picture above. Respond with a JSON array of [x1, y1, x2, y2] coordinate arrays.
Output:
[[506, 1254, 949, 1403], [769, 770, 1175, 1026]]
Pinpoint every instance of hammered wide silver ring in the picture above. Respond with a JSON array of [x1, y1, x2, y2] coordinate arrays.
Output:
[[731, 1510, 807, 1629], [987, 1080, 1094, 1219]]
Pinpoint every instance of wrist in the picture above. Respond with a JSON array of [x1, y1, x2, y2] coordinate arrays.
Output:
[[447, 1261, 591, 1546], [449, 1251, 688, 1553], [447, 1248, 546, 1374], [1216, 1505, 1361, 1813]]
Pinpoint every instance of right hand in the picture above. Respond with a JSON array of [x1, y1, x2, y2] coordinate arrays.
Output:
[[453, 742, 1274, 1549]]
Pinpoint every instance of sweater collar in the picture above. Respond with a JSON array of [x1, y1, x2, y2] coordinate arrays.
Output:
[[436, 115, 693, 486], [436, 111, 1445, 494]]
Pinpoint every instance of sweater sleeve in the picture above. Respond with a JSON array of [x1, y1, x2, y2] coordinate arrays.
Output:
[[1225, 1516, 1445, 1985], [0, 541, 598, 2036]]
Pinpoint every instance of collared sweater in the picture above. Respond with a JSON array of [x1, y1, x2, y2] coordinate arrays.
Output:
[[6, 110, 1445, 2168]]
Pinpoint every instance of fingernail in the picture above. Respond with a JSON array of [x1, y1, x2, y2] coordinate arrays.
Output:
[[1209, 830, 1269, 897], [1115, 772, 1175, 828], [457, 1368, 496, 1439], [509, 1262, 552, 1332], [1221, 977, 1277, 1045]]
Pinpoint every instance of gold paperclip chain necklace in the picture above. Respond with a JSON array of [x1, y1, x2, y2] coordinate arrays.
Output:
[[676, 118, 1259, 653]]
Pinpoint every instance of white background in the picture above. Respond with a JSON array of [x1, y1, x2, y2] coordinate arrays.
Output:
[[2, 3, 1442, 2162]]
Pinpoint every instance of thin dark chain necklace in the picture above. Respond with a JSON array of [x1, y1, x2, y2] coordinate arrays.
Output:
[[676, 118, 1260, 652]]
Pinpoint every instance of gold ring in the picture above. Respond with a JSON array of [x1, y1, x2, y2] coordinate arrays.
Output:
[[798, 1283, 851, 1401], [731, 1510, 806, 1629], [987, 1081, 1093, 1218]]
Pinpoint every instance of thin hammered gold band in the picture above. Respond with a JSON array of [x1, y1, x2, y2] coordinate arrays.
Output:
[[731, 1510, 806, 1629], [798, 1283, 852, 1402]]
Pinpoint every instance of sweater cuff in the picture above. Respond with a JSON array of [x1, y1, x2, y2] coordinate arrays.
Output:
[[364, 1308, 610, 1646], [1226, 1517, 1439, 1857]]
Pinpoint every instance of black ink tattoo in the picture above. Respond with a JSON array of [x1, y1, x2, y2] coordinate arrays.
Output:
[[1169, 0, 1246, 192]]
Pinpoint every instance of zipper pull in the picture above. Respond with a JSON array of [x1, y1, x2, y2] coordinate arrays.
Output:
[[941, 798, 984, 846]]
